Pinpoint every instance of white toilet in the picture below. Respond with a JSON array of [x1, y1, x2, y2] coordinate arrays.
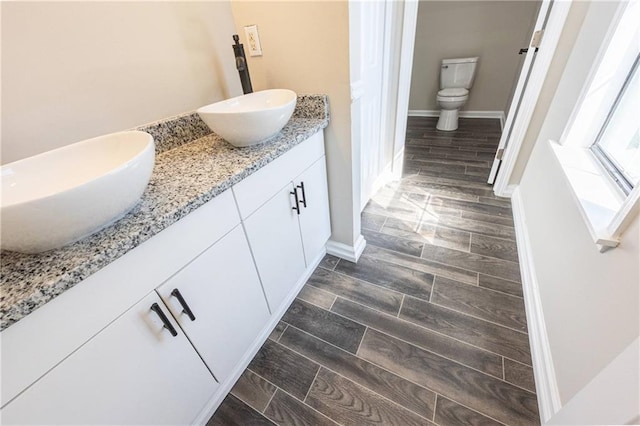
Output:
[[436, 57, 479, 131]]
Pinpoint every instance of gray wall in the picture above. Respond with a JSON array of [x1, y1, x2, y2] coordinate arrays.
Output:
[[409, 1, 540, 113]]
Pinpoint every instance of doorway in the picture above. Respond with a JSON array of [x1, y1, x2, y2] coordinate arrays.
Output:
[[386, 0, 571, 198]]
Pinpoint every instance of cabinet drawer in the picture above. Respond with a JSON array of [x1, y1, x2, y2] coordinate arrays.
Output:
[[1, 189, 239, 407], [233, 131, 325, 219]]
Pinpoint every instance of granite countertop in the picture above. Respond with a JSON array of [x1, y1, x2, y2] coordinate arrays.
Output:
[[0, 95, 329, 331]]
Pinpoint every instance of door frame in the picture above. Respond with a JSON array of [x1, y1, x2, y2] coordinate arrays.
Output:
[[389, 0, 419, 181], [356, 0, 389, 211], [492, 1, 572, 197], [487, 0, 553, 186], [354, 0, 419, 211], [387, 0, 572, 198]]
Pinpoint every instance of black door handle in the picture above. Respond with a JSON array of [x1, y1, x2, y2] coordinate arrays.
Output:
[[519, 47, 539, 55], [297, 182, 307, 208], [150, 303, 178, 336], [291, 188, 301, 215], [171, 288, 196, 321]]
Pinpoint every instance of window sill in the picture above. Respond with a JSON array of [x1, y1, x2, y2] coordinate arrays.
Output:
[[549, 140, 639, 252]]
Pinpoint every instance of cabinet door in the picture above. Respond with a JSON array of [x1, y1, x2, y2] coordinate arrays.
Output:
[[0, 292, 217, 425], [157, 225, 270, 383], [296, 156, 331, 265], [243, 183, 306, 312]]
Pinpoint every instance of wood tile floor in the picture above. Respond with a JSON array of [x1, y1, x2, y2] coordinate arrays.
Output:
[[208, 117, 539, 425]]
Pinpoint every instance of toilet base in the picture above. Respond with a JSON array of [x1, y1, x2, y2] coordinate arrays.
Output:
[[436, 109, 459, 131]]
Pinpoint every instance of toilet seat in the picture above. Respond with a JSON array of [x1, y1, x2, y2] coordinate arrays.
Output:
[[437, 88, 469, 97], [437, 88, 469, 103], [437, 94, 468, 103]]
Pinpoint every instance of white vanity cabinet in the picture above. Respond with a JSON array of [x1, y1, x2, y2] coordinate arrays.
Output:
[[233, 131, 330, 313], [0, 292, 218, 425], [1, 129, 330, 425], [156, 224, 270, 383]]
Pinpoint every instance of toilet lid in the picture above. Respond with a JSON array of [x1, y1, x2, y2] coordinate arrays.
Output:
[[438, 88, 469, 97]]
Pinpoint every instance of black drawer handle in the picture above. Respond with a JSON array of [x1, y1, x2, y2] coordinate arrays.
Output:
[[171, 288, 196, 321], [150, 303, 178, 336], [291, 188, 301, 215], [297, 182, 307, 208]]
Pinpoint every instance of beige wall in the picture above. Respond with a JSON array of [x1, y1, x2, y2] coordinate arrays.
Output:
[[516, 0, 639, 412], [231, 1, 357, 248], [409, 1, 540, 113], [1, 1, 242, 164]]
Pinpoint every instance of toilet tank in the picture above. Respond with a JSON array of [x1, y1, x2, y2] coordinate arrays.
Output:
[[440, 57, 479, 89]]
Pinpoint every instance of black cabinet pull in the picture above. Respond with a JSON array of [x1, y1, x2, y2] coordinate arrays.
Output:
[[171, 288, 196, 321], [297, 182, 307, 208], [291, 188, 301, 215], [150, 303, 178, 336]]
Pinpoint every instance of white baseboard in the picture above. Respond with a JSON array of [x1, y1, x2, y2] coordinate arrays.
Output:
[[362, 166, 395, 212], [407, 109, 439, 118], [496, 183, 517, 198], [326, 234, 366, 263], [372, 166, 394, 195], [193, 249, 326, 425], [391, 148, 405, 182], [408, 109, 506, 129], [511, 187, 562, 423]]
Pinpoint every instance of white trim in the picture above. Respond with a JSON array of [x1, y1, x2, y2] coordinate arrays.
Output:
[[511, 187, 562, 423], [493, 1, 572, 197], [489, 0, 553, 187], [407, 110, 443, 117], [391, 148, 405, 182], [390, 0, 418, 182], [371, 164, 394, 197], [192, 249, 326, 425], [326, 234, 366, 263], [350, 80, 365, 102], [549, 140, 640, 252], [408, 109, 505, 127], [560, 0, 639, 150], [607, 184, 640, 239], [501, 184, 517, 198]]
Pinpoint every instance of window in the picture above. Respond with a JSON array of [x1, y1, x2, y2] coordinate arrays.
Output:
[[551, 0, 639, 252], [590, 55, 640, 195]]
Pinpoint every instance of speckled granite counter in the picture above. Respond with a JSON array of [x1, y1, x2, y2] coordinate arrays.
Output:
[[0, 95, 329, 331]]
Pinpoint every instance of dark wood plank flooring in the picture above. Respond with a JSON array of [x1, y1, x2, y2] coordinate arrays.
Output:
[[208, 117, 539, 425]]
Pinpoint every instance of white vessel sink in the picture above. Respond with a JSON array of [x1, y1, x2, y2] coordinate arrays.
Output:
[[1, 131, 155, 254], [197, 89, 297, 147]]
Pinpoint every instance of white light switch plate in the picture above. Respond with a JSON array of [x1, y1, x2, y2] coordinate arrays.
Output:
[[244, 25, 263, 57]]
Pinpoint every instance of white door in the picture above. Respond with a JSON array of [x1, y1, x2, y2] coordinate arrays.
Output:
[[353, 0, 387, 210], [157, 225, 270, 383], [487, 0, 552, 184], [243, 183, 306, 313], [295, 156, 331, 265], [1, 292, 218, 425]]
